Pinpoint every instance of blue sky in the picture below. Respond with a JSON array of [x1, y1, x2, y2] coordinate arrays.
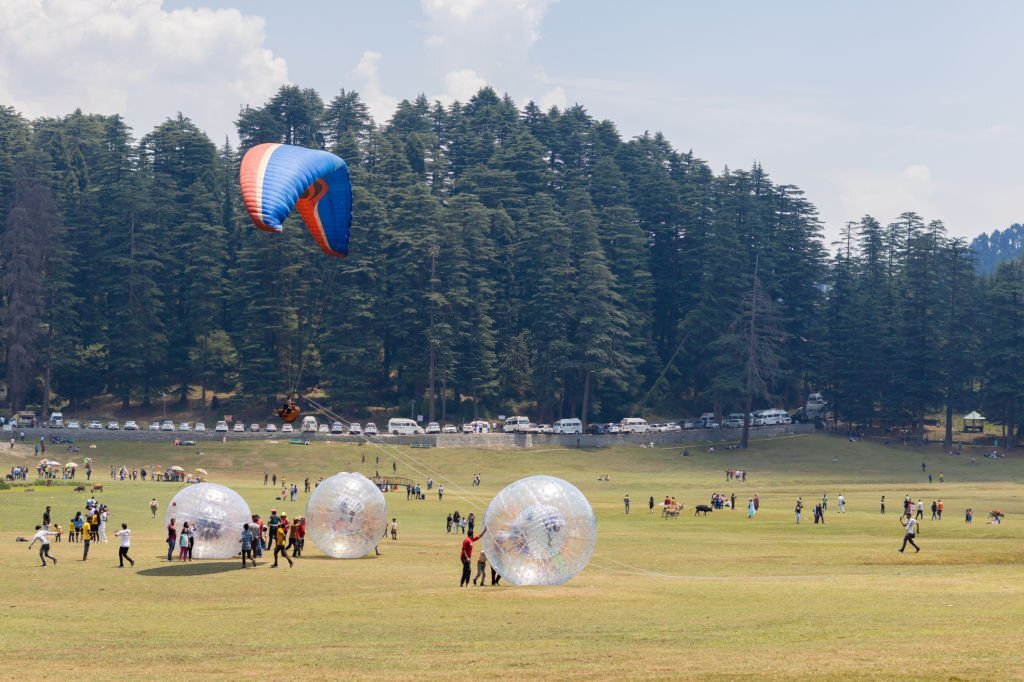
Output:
[[2, 1, 1021, 242]]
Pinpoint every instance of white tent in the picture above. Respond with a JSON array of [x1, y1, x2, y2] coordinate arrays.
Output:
[[963, 411, 985, 421]]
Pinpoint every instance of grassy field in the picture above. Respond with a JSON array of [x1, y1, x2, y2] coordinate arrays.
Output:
[[1, 434, 1022, 680]]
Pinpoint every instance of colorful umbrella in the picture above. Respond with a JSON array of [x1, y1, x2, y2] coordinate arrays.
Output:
[[64, 462, 79, 468]]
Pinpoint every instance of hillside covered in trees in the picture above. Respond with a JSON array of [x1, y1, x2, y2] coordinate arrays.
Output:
[[2, 85, 1023, 441]]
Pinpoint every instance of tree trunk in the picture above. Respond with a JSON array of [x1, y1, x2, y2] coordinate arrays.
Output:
[[944, 402, 953, 448], [581, 370, 591, 429]]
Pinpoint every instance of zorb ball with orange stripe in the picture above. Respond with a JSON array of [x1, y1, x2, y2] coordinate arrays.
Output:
[[481, 476, 597, 585]]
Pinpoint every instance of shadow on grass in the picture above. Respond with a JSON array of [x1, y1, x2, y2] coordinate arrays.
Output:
[[137, 561, 241, 577]]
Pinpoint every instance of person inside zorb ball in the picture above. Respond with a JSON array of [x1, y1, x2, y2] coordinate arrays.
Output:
[[305, 472, 387, 559], [165, 483, 252, 560], [481, 475, 597, 585]]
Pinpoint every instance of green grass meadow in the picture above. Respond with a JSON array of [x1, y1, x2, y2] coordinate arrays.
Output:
[[1, 434, 1022, 680]]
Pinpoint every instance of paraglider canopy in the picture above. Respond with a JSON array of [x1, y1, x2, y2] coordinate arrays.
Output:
[[239, 143, 352, 257]]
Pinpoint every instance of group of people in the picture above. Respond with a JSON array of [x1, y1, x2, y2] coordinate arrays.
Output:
[[25, 502, 134, 567], [725, 468, 748, 481], [446, 510, 475, 536], [458, 529, 500, 586]]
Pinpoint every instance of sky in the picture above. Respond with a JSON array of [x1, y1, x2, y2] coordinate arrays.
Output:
[[1, 0, 1021, 243]]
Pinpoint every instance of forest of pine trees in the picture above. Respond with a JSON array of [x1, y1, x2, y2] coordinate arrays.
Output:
[[1, 85, 1023, 442]]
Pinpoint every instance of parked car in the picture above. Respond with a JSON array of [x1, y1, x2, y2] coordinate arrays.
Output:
[[588, 423, 609, 435], [148, 422, 161, 431], [265, 424, 277, 433], [88, 420, 103, 430], [554, 418, 582, 434], [330, 421, 344, 434], [348, 423, 363, 435], [664, 422, 681, 432], [442, 424, 458, 433], [67, 420, 81, 429], [194, 423, 206, 432], [233, 423, 245, 432], [317, 424, 329, 433], [123, 420, 139, 431], [606, 423, 622, 434], [249, 423, 260, 432], [281, 424, 293, 433], [461, 423, 474, 433], [425, 421, 441, 434], [363, 422, 378, 436], [49, 412, 64, 428], [215, 421, 228, 433], [178, 422, 191, 432], [161, 420, 175, 431], [106, 421, 120, 430]]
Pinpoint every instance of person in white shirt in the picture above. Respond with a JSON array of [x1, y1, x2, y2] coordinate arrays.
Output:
[[98, 508, 108, 542], [837, 494, 846, 513], [899, 513, 920, 553], [28, 526, 57, 566], [115, 523, 135, 567]]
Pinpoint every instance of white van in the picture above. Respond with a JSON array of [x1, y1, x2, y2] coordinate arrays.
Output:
[[503, 416, 531, 433], [301, 416, 318, 433], [387, 418, 423, 435], [759, 408, 788, 426], [554, 418, 582, 434], [619, 417, 651, 433], [49, 412, 64, 428]]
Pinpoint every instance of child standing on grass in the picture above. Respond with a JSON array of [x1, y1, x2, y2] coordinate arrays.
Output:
[[179, 522, 190, 560]]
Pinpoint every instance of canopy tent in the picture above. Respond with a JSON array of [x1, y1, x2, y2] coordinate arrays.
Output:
[[963, 411, 986, 433]]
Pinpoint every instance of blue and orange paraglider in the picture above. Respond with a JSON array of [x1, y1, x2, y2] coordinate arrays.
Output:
[[239, 143, 352, 257]]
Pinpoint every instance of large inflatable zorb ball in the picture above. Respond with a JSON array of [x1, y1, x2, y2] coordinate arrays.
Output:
[[481, 475, 597, 586], [305, 472, 387, 558], [165, 483, 252, 559]]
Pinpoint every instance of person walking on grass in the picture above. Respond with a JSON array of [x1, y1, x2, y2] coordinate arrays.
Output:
[[460, 529, 487, 586], [624, 494, 630, 514], [29, 525, 57, 566], [899, 513, 920, 553], [795, 497, 803, 524], [115, 523, 134, 568], [880, 496, 886, 514], [915, 499, 924, 520], [931, 500, 938, 520], [473, 550, 488, 586], [272, 525, 292, 568], [150, 498, 158, 518], [649, 496, 655, 513], [747, 498, 756, 518], [240, 523, 256, 568], [937, 499, 944, 520]]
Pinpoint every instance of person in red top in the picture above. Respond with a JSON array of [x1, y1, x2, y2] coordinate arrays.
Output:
[[166, 518, 177, 562], [460, 529, 486, 587]]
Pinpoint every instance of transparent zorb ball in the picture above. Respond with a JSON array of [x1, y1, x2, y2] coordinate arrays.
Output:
[[166, 483, 252, 559], [305, 472, 388, 558], [481, 476, 597, 585]]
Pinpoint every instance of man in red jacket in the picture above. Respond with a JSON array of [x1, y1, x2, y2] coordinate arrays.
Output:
[[460, 529, 486, 587]]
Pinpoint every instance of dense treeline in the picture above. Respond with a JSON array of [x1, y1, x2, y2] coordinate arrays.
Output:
[[970, 223, 1024, 275], [0, 86, 1022, 442]]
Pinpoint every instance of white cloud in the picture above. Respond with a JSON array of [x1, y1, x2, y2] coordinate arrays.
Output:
[[420, 0, 561, 106], [353, 51, 399, 124], [0, 0, 287, 141], [432, 68, 488, 106], [539, 86, 567, 111], [838, 164, 938, 225]]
